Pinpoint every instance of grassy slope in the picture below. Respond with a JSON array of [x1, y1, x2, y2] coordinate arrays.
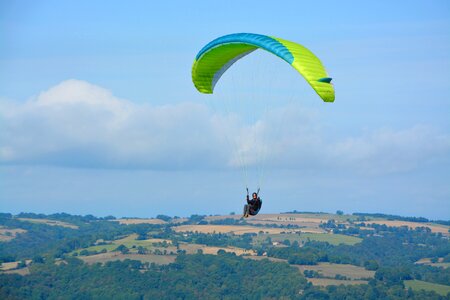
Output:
[[254, 232, 362, 246], [404, 280, 450, 296]]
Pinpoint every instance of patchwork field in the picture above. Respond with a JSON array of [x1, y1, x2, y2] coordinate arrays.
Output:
[[0, 227, 27, 242], [0, 260, 32, 275], [0, 260, 32, 271], [205, 214, 449, 237], [296, 263, 375, 280], [113, 218, 167, 225], [79, 246, 254, 266], [179, 243, 256, 256], [253, 232, 362, 246], [365, 220, 449, 235], [245, 256, 289, 263], [2, 268, 30, 275], [72, 234, 174, 255], [246, 257, 372, 287], [404, 280, 450, 296], [74, 233, 254, 260], [79, 252, 177, 265], [205, 213, 340, 230], [206, 213, 359, 224], [308, 278, 369, 286], [173, 224, 295, 235], [17, 218, 78, 229], [415, 257, 450, 268]]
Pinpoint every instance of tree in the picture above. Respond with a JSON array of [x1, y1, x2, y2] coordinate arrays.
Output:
[[17, 260, 27, 269], [156, 215, 172, 222], [33, 255, 45, 264], [137, 246, 147, 255], [364, 260, 379, 271], [115, 245, 129, 254]]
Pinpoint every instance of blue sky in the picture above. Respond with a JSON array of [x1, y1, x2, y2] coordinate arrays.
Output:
[[1, 1, 449, 219]]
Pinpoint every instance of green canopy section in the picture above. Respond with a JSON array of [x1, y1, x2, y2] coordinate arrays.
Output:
[[192, 33, 335, 102]]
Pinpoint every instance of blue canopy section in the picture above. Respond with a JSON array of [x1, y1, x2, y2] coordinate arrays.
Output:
[[195, 33, 294, 64]]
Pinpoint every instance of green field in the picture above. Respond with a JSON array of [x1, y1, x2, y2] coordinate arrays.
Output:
[[404, 280, 450, 296], [308, 278, 369, 286], [254, 232, 362, 246], [72, 234, 173, 255], [79, 252, 176, 265], [296, 263, 375, 280]]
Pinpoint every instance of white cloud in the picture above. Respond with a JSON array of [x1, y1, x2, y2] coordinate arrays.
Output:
[[1, 79, 449, 174], [0, 80, 227, 169], [330, 125, 450, 174]]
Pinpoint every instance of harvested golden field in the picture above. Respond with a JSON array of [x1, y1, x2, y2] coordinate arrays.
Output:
[[170, 218, 189, 224], [415, 257, 442, 264], [0, 227, 27, 242], [0, 260, 32, 271], [72, 234, 176, 256], [17, 218, 78, 229], [415, 257, 450, 268], [179, 243, 256, 256], [206, 213, 353, 225], [3, 268, 30, 275], [247, 221, 325, 233], [113, 218, 167, 225], [206, 213, 329, 225], [74, 233, 253, 258], [308, 278, 369, 286], [296, 263, 375, 280], [204, 213, 348, 234], [114, 234, 171, 245], [366, 220, 449, 234], [173, 224, 296, 235]]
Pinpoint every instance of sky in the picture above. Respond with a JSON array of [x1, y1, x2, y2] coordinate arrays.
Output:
[[0, 0, 449, 219]]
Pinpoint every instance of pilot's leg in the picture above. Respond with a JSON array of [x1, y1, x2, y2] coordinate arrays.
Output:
[[243, 204, 249, 218]]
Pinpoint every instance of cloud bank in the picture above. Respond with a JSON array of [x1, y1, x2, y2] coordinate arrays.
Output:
[[1, 80, 448, 174]]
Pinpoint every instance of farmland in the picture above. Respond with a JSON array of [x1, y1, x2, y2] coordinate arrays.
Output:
[[253, 232, 362, 246], [404, 280, 450, 296], [72, 233, 256, 264], [0, 260, 31, 275], [174, 224, 291, 235], [415, 257, 450, 269], [365, 220, 449, 235], [1, 211, 449, 299], [246, 258, 374, 286], [307, 278, 369, 286], [296, 263, 375, 280], [112, 218, 167, 225], [0, 227, 27, 242], [79, 252, 177, 265], [72, 234, 176, 255], [16, 218, 78, 229]]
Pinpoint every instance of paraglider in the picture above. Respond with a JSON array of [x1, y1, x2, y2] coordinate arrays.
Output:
[[192, 33, 334, 102], [192, 33, 334, 217], [243, 188, 262, 218]]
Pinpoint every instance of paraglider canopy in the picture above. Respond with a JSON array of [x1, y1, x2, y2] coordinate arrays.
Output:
[[192, 33, 335, 102]]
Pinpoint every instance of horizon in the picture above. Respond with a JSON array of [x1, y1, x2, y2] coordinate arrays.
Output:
[[2, 209, 448, 223]]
